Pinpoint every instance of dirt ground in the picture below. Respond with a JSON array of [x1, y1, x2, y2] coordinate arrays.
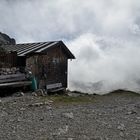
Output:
[[0, 91, 140, 140]]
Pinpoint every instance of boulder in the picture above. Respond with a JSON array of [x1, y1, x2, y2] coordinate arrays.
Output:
[[0, 32, 16, 45]]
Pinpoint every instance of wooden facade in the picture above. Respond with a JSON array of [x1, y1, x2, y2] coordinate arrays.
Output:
[[26, 45, 69, 91], [1, 41, 75, 92], [0, 51, 17, 68]]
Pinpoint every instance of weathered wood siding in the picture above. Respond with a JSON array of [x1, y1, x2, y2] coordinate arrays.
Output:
[[0, 52, 17, 68], [26, 46, 68, 89]]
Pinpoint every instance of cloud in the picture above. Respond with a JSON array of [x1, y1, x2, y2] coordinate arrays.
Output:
[[68, 33, 140, 93], [0, 0, 140, 93]]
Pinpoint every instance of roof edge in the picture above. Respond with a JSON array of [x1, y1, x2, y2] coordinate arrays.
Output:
[[59, 41, 75, 59]]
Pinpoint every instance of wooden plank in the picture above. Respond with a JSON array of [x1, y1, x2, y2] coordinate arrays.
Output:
[[46, 83, 62, 89], [0, 74, 25, 80], [50, 87, 64, 92], [0, 73, 26, 83], [0, 77, 26, 83], [0, 81, 31, 87]]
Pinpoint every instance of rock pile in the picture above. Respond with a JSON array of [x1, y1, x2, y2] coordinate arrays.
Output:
[[0, 67, 20, 75], [32, 89, 48, 96]]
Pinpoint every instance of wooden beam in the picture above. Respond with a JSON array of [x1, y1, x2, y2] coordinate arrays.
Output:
[[0, 81, 31, 87]]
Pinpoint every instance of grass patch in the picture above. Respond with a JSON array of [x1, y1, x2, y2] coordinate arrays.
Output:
[[107, 89, 140, 97], [38, 90, 140, 106], [41, 95, 96, 105]]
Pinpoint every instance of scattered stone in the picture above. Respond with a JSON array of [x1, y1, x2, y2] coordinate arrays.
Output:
[[12, 92, 24, 97], [48, 100, 53, 103], [32, 92, 37, 96], [0, 111, 8, 117], [119, 132, 125, 137], [136, 117, 140, 120], [43, 89, 48, 95], [17, 117, 22, 122], [20, 92, 24, 96], [57, 125, 69, 135], [98, 113, 102, 116], [92, 136, 103, 140], [28, 101, 52, 107], [39, 117, 44, 121], [46, 106, 52, 110], [134, 104, 140, 109], [117, 124, 125, 131], [12, 130, 16, 134], [127, 110, 137, 115], [108, 124, 112, 129], [33, 89, 47, 96], [68, 138, 73, 140], [105, 137, 109, 140], [63, 112, 74, 119], [135, 138, 140, 140], [52, 125, 69, 136], [0, 90, 140, 139], [28, 102, 44, 107], [20, 107, 26, 111]]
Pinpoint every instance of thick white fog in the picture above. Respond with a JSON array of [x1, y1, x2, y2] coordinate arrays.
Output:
[[68, 34, 140, 93], [0, 0, 140, 93]]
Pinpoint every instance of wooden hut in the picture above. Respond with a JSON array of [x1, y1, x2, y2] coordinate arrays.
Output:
[[1, 41, 75, 92]]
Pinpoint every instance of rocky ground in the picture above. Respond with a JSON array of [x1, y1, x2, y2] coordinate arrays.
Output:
[[0, 90, 140, 140]]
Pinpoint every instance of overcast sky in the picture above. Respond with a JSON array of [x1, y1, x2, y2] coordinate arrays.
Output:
[[0, 0, 140, 93]]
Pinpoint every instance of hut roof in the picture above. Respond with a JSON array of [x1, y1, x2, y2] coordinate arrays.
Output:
[[1, 41, 75, 59]]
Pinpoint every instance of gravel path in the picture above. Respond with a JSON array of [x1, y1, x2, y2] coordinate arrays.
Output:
[[0, 91, 140, 140]]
